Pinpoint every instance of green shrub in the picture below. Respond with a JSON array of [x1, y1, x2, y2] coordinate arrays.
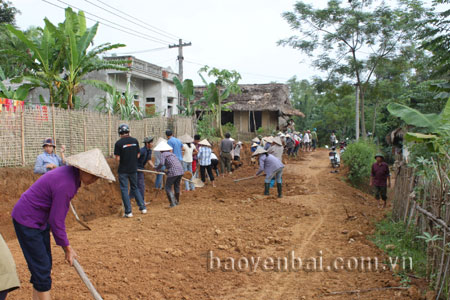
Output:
[[196, 114, 216, 140], [341, 140, 377, 187], [256, 126, 276, 137], [222, 122, 236, 137]]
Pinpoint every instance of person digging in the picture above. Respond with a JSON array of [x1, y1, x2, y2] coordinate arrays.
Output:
[[11, 148, 115, 300], [370, 153, 391, 208], [253, 148, 284, 198], [154, 140, 184, 208]]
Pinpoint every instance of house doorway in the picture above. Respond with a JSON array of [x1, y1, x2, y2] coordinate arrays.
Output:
[[249, 111, 262, 132], [221, 111, 234, 125]]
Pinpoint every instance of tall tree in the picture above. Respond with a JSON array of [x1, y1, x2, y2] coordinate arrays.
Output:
[[0, 0, 18, 24], [278, 0, 431, 138]]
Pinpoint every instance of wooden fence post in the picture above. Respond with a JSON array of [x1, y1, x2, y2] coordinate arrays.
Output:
[[83, 119, 87, 152], [108, 111, 112, 156], [21, 108, 25, 166], [51, 104, 56, 145]]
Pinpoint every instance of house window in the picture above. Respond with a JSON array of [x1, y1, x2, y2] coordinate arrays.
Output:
[[146, 97, 155, 103]]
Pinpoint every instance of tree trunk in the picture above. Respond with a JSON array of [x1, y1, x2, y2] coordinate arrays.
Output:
[[360, 88, 367, 139], [372, 100, 378, 137]]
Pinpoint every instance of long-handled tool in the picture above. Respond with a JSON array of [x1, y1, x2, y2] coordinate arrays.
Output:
[[70, 203, 91, 230], [73, 259, 103, 300], [234, 174, 263, 183], [138, 169, 166, 176]]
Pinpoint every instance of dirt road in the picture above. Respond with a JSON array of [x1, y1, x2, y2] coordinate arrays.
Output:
[[5, 150, 417, 299]]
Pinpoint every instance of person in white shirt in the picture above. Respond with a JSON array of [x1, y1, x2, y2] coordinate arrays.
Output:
[[303, 130, 312, 152], [180, 135, 198, 191]]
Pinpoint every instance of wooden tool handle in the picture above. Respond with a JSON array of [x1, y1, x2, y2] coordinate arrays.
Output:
[[73, 259, 103, 300], [138, 169, 166, 175]]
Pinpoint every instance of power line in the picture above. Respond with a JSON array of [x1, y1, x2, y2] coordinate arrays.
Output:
[[50, 0, 173, 45], [184, 60, 291, 81], [82, 0, 179, 43], [114, 47, 168, 55], [93, 0, 181, 41]]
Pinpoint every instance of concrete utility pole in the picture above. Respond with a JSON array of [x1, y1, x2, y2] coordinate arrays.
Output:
[[355, 83, 360, 141], [169, 39, 192, 82]]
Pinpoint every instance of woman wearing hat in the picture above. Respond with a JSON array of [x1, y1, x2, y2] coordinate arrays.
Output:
[[12, 149, 115, 300], [370, 153, 391, 208], [253, 148, 284, 198], [34, 138, 66, 174], [154, 141, 184, 207], [197, 139, 216, 187]]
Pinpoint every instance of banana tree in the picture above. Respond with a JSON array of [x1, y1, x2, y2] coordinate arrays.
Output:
[[198, 66, 241, 138], [387, 97, 450, 153], [173, 77, 199, 116], [60, 8, 126, 109], [4, 7, 126, 108], [0, 67, 34, 100], [96, 83, 143, 120]]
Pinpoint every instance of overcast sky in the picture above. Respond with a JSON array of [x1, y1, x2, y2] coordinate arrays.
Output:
[[12, 0, 333, 85]]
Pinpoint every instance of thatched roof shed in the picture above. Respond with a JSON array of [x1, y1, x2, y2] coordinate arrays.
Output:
[[194, 83, 304, 117]]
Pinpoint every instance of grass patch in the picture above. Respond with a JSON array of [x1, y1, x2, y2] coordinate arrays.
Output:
[[371, 212, 428, 281]]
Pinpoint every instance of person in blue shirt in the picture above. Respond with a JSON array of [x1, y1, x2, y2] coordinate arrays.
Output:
[[34, 138, 66, 174], [166, 129, 183, 162], [130, 136, 154, 203]]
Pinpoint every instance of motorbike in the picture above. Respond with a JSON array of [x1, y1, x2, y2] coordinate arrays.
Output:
[[329, 147, 340, 168]]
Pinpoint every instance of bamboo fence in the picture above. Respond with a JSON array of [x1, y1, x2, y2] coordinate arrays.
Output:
[[393, 157, 450, 299], [0, 105, 194, 167]]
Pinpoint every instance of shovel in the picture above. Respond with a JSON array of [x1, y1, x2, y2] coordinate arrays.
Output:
[[138, 169, 166, 176], [73, 259, 103, 300]]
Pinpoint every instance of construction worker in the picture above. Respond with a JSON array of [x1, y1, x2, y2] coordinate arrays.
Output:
[[114, 124, 147, 218], [180, 134, 197, 191], [154, 140, 184, 207], [0, 233, 20, 300], [370, 153, 391, 208], [253, 148, 284, 198], [311, 128, 318, 151], [34, 138, 66, 174], [130, 136, 154, 204], [153, 137, 167, 190], [166, 129, 183, 163], [197, 139, 216, 187], [220, 132, 234, 176], [12, 149, 115, 300]]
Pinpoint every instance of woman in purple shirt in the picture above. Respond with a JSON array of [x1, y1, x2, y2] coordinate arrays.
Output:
[[253, 148, 284, 198], [11, 149, 115, 300]]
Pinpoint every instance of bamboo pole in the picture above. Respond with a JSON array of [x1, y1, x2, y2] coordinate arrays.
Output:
[[416, 204, 450, 233], [108, 111, 112, 157], [51, 104, 56, 145], [73, 259, 103, 300], [83, 120, 87, 152], [21, 108, 25, 166]]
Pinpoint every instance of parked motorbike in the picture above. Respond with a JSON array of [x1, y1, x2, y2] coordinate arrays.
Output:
[[329, 147, 340, 168]]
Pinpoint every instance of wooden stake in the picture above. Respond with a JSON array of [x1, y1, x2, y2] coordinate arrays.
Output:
[[51, 104, 56, 145], [83, 120, 87, 152], [73, 259, 103, 300], [21, 108, 25, 166], [108, 111, 112, 157]]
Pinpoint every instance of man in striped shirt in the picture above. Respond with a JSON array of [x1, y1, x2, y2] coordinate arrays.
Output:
[[154, 141, 184, 207], [197, 139, 216, 187]]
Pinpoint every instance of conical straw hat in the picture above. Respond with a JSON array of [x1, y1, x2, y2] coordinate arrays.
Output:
[[155, 137, 167, 147], [252, 147, 268, 157], [272, 136, 283, 146], [153, 140, 173, 152], [179, 134, 194, 144], [66, 148, 115, 181], [199, 139, 211, 147], [251, 143, 259, 147], [251, 137, 260, 143], [264, 136, 273, 144]]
